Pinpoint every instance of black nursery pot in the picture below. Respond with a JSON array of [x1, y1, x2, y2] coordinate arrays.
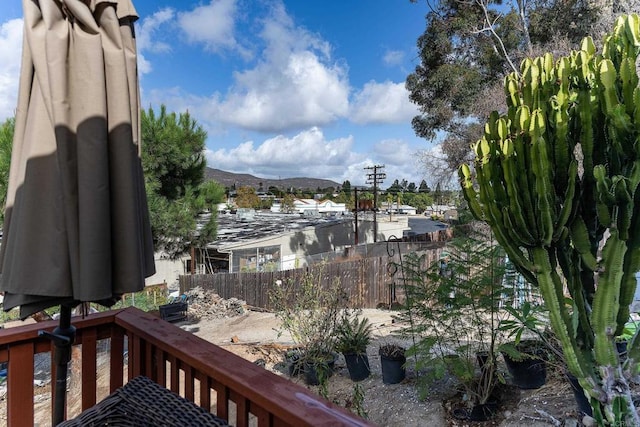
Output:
[[344, 353, 371, 382], [503, 354, 547, 389], [300, 352, 337, 385], [468, 401, 498, 422], [303, 359, 335, 386], [566, 372, 593, 417], [616, 341, 628, 361], [379, 352, 406, 384], [502, 341, 547, 389], [303, 362, 323, 386], [285, 350, 303, 377]]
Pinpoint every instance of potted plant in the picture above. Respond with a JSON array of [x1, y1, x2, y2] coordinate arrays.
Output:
[[269, 267, 346, 387], [302, 342, 338, 386], [378, 342, 406, 384], [615, 321, 638, 360], [498, 301, 551, 389], [398, 228, 507, 421], [336, 312, 372, 381], [500, 339, 547, 389]]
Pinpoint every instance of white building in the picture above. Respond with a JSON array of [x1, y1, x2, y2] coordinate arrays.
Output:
[[425, 204, 457, 219], [270, 198, 347, 215], [385, 202, 418, 215]]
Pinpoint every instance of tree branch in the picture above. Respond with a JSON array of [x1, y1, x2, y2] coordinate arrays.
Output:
[[472, 0, 519, 75], [517, 0, 533, 55]]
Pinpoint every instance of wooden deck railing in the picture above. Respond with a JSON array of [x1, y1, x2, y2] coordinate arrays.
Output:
[[0, 307, 373, 427]]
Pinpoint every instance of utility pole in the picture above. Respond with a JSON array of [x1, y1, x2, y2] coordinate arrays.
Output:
[[353, 187, 359, 245], [365, 165, 386, 242]]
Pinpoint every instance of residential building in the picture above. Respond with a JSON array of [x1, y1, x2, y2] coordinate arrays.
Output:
[[270, 198, 347, 215]]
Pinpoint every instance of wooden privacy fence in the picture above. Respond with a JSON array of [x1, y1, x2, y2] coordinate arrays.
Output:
[[179, 248, 443, 310]]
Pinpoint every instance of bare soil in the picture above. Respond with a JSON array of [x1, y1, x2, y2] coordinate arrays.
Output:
[[187, 309, 586, 427]]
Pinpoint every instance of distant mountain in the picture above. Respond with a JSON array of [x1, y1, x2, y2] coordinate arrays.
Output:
[[205, 167, 341, 191]]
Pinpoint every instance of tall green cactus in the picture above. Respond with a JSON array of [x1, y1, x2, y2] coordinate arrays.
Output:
[[460, 15, 640, 426]]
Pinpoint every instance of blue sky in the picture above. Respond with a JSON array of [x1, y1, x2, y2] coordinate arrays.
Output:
[[0, 0, 438, 187]]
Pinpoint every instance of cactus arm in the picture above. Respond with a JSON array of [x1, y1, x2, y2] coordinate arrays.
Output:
[[553, 160, 578, 239], [599, 59, 619, 114], [592, 231, 627, 366], [532, 247, 589, 378], [505, 74, 520, 108], [634, 88, 640, 131], [550, 56, 571, 188], [616, 183, 640, 334], [620, 57, 638, 117], [618, 250, 640, 337], [594, 165, 614, 226], [501, 139, 537, 245], [521, 59, 536, 108], [513, 108, 537, 227], [624, 14, 640, 47], [570, 217, 598, 271], [459, 164, 485, 221], [530, 111, 555, 246], [575, 52, 596, 180], [555, 245, 594, 350], [474, 163, 537, 275], [613, 178, 633, 240]]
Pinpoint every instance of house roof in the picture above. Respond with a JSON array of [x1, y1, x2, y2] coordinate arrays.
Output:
[[198, 212, 448, 251], [206, 211, 349, 250]]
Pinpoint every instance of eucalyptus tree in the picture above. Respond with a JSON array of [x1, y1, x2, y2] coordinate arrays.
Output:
[[407, 0, 603, 175]]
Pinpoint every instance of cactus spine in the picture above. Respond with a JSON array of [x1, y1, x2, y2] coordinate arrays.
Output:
[[460, 15, 640, 426]]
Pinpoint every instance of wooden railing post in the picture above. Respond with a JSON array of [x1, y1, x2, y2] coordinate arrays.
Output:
[[7, 342, 35, 427]]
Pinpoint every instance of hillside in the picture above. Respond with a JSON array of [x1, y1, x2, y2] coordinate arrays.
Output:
[[205, 167, 341, 191]]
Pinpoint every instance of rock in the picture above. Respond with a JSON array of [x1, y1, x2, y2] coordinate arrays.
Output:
[[231, 335, 240, 343], [581, 415, 596, 427], [183, 287, 248, 321], [563, 418, 578, 427]]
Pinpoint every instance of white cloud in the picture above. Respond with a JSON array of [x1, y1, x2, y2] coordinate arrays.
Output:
[[373, 138, 415, 164], [205, 127, 359, 182], [203, 126, 425, 186], [136, 8, 176, 75], [350, 80, 418, 125], [201, 3, 350, 133], [369, 139, 424, 187], [383, 49, 404, 66], [0, 18, 23, 121], [178, 0, 251, 58]]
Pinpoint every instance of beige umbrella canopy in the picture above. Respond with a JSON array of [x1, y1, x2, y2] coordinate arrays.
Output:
[[0, 0, 155, 318]]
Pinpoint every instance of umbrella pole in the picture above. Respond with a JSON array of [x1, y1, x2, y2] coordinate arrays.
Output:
[[39, 304, 76, 425]]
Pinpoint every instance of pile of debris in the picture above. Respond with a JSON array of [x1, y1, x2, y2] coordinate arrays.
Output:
[[183, 287, 247, 320]]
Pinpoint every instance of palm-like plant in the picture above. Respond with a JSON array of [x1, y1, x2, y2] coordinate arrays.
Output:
[[336, 314, 372, 355]]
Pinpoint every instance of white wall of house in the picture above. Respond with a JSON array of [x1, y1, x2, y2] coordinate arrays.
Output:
[[385, 203, 417, 215], [271, 198, 347, 214], [145, 255, 188, 289], [219, 216, 408, 271], [425, 204, 456, 217]]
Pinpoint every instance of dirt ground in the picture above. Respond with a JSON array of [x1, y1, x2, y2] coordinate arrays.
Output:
[[4, 308, 591, 427], [186, 308, 587, 427]]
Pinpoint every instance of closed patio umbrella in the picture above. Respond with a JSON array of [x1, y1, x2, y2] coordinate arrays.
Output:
[[0, 0, 155, 424]]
